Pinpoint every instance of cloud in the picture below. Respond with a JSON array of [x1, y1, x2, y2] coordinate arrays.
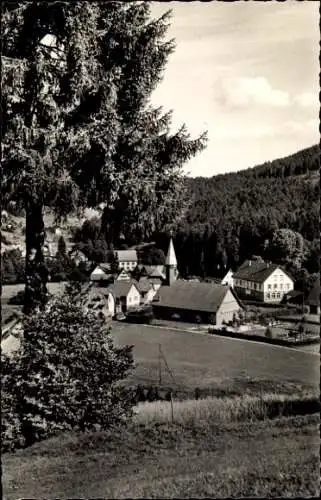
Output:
[[214, 123, 275, 139], [216, 76, 290, 108], [278, 118, 319, 136], [294, 92, 319, 108]]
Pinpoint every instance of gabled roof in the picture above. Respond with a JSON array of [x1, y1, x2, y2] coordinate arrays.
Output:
[[306, 278, 320, 306], [137, 277, 153, 293], [234, 260, 293, 283], [149, 276, 163, 285], [116, 269, 131, 281], [115, 249, 138, 262], [108, 280, 140, 298], [91, 263, 111, 273], [165, 238, 177, 267], [139, 265, 166, 280], [154, 281, 236, 313]]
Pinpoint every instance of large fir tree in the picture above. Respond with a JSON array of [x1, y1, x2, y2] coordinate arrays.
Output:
[[1, 2, 207, 313]]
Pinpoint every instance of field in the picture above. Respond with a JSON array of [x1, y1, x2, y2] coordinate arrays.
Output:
[[3, 413, 319, 498], [1, 282, 67, 327], [111, 322, 319, 390], [2, 289, 320, 498], [1, 282, 67, 303]]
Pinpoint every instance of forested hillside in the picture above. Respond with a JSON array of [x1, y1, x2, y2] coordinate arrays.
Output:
[[153, 144, 320, 284]]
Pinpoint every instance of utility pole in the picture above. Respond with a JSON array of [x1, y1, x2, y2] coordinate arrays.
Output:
[[158, 343, 162, 386], [159, 344, 176, 423]]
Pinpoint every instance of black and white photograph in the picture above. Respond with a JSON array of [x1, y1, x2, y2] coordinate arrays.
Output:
[[1, 0, 320, 498]]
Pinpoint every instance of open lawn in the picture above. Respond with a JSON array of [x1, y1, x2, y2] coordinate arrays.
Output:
[[1, 282, 67, 303], [3, 414, 319, 498], [111, 322, 319, 390]]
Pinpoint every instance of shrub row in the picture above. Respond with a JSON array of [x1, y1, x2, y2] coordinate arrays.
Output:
[[209, 327, 320, 347]]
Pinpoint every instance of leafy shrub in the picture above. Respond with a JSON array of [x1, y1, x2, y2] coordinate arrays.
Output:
[[1, 285, 135, 452], [265, 327, 275, 339]]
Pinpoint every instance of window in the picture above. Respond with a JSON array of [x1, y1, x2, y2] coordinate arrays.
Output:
[[268, 284, 271, 290], [272, 293, 275, 299], [280, 275, 284, 281], [274, 284, 277, 289], [277, 293, 280, 298], [254, 283, 257, 290], [286, 284, 290, 289], [266, 293, 270, 299], [280, 284, 283, 290]]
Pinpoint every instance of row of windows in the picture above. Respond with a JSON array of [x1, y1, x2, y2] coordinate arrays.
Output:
[[235, 280, 262, 289], [128, 295, 139, 303], [120, 262, 137, 270], [267, 283, 290, 290], [236, 280, 291, 291], [266, 292, 281, 299]]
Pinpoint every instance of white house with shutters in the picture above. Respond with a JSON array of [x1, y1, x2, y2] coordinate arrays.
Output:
[[114, 249, 138, 271], [233, 259, 294, 303]]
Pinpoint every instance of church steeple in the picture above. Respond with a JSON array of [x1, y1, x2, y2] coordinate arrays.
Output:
[[165, 233, 177, 286]]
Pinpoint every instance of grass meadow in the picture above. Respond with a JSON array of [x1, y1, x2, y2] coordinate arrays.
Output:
[[111, 322, 319, 390], [2, 295, 320, 498], [3, 410, 319, 498], [133, 392, 320, 426]]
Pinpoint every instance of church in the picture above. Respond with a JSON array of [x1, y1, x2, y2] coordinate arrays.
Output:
[[153, 237, 244, 326]]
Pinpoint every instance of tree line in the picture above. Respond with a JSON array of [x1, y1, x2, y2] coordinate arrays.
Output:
[[151, 145, 319, 293]]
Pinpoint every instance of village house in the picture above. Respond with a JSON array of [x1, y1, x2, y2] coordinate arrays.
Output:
[[115, 249, 138, 271], [152, 237, 243, 326], [138, 264, 166, 280], [233, 258, 294, 303], [137, 264, 168, 292], [116, 269, 132, 281], [137, 277, 158, 304], [221, 269, 234, 288], [90, 263, 113, 282], [108, 280, 141, 313]]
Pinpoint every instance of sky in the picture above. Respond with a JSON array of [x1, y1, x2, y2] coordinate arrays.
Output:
[[150, 1, 319, 177]]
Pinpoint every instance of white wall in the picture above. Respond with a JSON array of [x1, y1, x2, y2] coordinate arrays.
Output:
[[263, 268, 293, 302], [216, 288, 242, 325], [126, 285, 141, 309], [141, 287, 157, 304], [119, 261, 137, 271], [90, 267, 108, 281], [221, 270, 234, 288]]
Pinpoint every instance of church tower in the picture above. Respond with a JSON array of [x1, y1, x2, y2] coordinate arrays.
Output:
[[165, 235, 178, 286]]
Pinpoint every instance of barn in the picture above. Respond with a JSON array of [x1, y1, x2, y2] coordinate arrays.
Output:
[[153, 280, 243, 326]]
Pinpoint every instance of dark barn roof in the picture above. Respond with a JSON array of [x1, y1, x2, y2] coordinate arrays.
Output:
[[108, 280, 139, 299], [234, 260, 292, 283], [155, 281, 239, 314]]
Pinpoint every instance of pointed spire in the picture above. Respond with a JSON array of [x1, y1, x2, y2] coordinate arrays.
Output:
[[165, 237, 177, 267]]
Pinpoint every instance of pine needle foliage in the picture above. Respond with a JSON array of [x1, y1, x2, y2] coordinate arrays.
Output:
[[1, 2, 207, 312]]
